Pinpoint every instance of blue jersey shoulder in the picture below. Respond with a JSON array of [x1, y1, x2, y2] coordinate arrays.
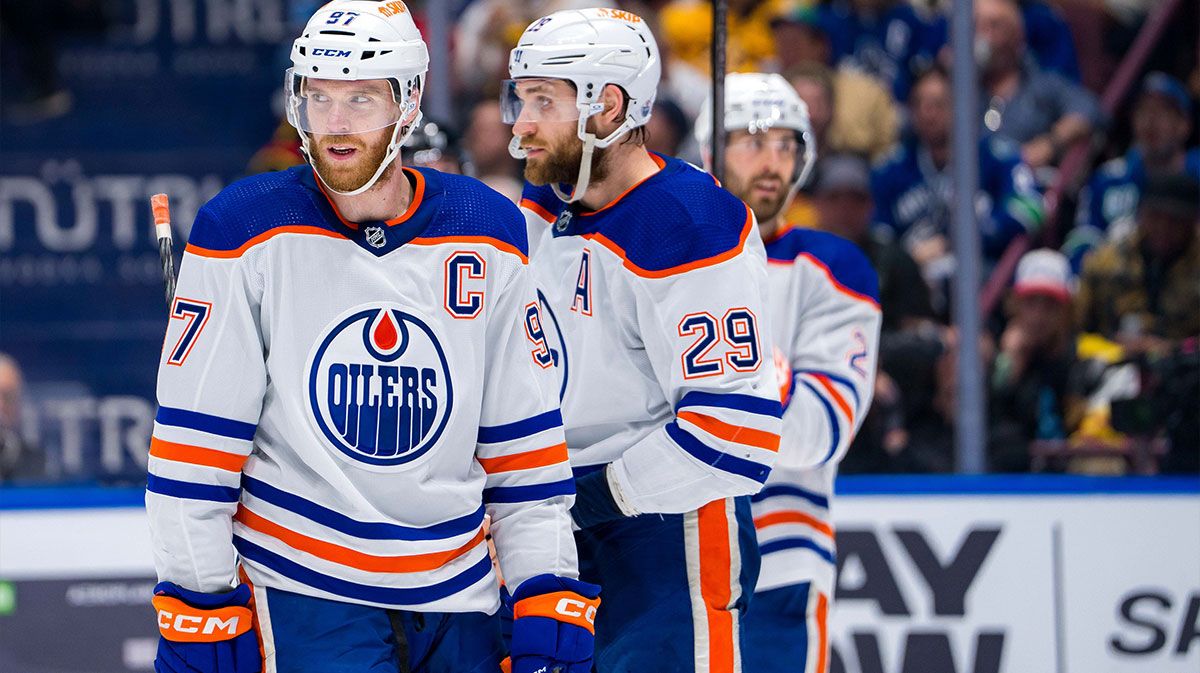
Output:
[[772, 227, 880, 303], [521, 182, 567, 223], [588, 157, 751, 274], [188, 167, 327, 251], [418, 169, 529, 257]]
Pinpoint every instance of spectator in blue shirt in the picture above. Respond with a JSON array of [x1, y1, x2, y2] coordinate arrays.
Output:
[[1069, 72, 1200, 270], [975, 0, 1103, 170], [1019, 1, 1080, 81], [818, 0, 945, 101], [872, 65, 1044, 318]]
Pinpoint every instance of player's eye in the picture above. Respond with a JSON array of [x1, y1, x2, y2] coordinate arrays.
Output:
[[310, 93, 331, 104], [536, 96, 553, 109], [350, 95, 373, 105]]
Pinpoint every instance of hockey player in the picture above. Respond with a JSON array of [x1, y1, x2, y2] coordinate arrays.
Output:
[[147, 3, 596, 672], [504, 8, 782, 673], [696, 73, 881, 673]]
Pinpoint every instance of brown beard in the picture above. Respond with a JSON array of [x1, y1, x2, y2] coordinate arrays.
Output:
[[726, 170, 790, 224], [310, 132, 394, 193], [523, 132, 612, 190]]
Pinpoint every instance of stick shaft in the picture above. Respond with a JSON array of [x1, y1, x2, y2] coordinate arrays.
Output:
[[710, 0, 727, 184], [151, 193, 177, 308]]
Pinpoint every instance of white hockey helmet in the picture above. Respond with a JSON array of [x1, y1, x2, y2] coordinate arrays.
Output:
[[695, 72, 817, 191], [502, 8, 661, 203], [286, 0, 429, 196]]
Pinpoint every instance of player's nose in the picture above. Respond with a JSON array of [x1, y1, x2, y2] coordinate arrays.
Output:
[[512, 118, 537, 138], [325, 102, 353, 134]]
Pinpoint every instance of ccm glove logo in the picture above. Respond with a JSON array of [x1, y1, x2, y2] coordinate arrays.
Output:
[[515, 591, 602, 634], [555, 597, 598, 624], [152, 596, 254, 643]]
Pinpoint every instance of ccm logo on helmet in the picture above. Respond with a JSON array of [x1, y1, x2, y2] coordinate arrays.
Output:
[[377, 1, 408, 17], [157, 609, 242, 636], [556, 598, 598, 624], [311, 49, 352, 58]]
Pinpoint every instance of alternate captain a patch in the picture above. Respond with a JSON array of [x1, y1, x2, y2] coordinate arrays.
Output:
[[306, 304, 454, 467]]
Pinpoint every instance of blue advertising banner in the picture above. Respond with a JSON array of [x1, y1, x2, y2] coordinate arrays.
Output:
[[0, 0, 313, 483]]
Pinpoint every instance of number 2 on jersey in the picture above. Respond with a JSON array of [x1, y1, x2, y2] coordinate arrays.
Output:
[[678, 308, 761, 379]]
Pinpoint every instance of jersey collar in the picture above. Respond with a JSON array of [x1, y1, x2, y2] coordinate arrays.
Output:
[[298, 165, 445, 257]]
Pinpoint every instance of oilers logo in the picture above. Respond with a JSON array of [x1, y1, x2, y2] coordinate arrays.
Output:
[[307, 305, 453, 467]]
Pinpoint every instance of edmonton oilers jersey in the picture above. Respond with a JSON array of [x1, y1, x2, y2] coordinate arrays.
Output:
[[755, 226, 881, 597], [148, 165, 577, 613], [519, 154, 781, 515]]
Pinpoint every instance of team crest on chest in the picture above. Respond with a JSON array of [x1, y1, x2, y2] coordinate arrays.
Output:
[[306, 304, 453, 467], [365, 226, 386, 248]]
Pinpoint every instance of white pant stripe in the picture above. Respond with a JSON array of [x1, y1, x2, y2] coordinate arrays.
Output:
[[252, 582, 277, 673], [684, 509, 710, 673]]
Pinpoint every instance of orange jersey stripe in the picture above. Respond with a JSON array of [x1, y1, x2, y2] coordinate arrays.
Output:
[[816, 592, 829, 673], [407, 235, 529, 263], [697, 499, 736, 672], [810, 374, 854, 426], [797, 252, 881, 309], [186, 226, 346, 259], [477, 443, 568, 474], [677, 411, 780, 453], [520, 198, 557, 224], [753, 510, 834, 538], [149, 437, 247, 473], [581, 206, 754, 279], [234, 505, 486, 574]]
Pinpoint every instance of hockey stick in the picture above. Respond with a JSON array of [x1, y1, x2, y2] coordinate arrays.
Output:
[[151, 193, 177, 307], [710, 0, 728, 185]]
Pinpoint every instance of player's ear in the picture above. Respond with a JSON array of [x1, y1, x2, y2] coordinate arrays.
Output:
[[599, 84, 624, 126]]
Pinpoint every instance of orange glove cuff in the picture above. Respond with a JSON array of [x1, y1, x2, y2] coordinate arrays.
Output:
[[152, 595, 254, 643], [513, 591, 601, 634]]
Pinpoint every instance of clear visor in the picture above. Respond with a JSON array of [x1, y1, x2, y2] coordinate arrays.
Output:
[[286, 70, 405, 136], [500, 78, 595, 124], [726, 127, 814, 186]]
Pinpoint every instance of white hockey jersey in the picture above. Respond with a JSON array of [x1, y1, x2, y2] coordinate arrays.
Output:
[[518, 154, 781, 515], [753, 225, 881, 597], [147, 165, 577, 613]]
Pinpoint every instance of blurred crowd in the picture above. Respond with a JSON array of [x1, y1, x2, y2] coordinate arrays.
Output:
[[2, 0, 1197, 484]]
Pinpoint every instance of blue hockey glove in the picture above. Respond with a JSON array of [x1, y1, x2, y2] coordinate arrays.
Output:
[[152, 582, 262, 673], [507, 574, 601, 673]]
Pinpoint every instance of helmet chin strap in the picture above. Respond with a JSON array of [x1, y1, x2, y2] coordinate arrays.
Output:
[[550, 107, 636, 204], [301, 111, 423, 198], [552, 132, 597, 203]]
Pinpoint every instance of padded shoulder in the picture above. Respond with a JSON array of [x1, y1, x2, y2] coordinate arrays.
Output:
[[187, 167, 328, 251], [589, 159, 752, 276], [418, 170, 529, 258], [772, 228, 880, 304]]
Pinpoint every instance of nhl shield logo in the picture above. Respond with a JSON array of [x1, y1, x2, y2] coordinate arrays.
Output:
[[365, 226, 386, 248], [555, 208, 573, 232], [307, 305, 453, 467]]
